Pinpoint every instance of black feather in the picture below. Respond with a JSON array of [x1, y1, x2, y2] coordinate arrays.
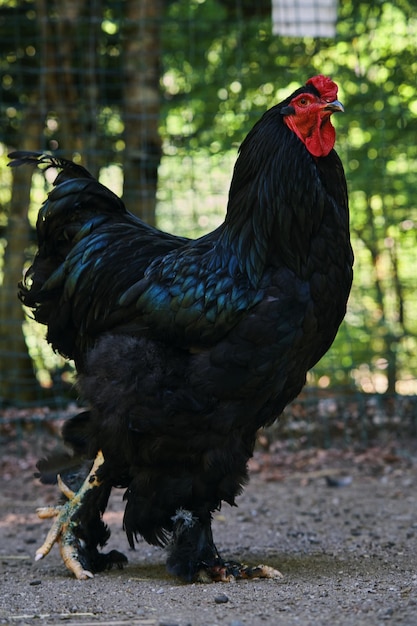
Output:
[[8, 151, 94, 184]]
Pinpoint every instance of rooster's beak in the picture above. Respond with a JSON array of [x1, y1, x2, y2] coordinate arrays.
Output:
[[323, 100, 344, 113]]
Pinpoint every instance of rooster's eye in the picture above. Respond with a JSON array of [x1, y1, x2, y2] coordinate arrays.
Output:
[[299, 98, 309, 106]]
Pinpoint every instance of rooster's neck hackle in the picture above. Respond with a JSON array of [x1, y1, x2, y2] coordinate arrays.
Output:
[[216, 76, 344, 283], [218, 108, 321, 284]]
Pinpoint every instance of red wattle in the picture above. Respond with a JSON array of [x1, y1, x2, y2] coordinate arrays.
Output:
[[284, 114, 335, 158]]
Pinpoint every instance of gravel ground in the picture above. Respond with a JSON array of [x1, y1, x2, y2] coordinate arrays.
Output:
[[1, 438, 417, 626]]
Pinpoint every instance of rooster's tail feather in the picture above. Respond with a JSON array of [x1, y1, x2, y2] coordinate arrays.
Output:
[[8, 150, 94, 185]]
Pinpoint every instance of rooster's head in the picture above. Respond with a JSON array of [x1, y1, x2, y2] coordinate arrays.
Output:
[[280, 75, 344, 158]]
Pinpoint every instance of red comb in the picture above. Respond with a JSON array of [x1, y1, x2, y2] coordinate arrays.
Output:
[[306, 75, 338, 100]]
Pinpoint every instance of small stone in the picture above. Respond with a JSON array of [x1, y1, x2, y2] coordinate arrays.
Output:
[[215, 593, 229, 604], [29, 580, 42, 586], [326, 475, 352, 488]]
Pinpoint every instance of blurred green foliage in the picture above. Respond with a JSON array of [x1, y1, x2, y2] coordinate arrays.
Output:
[[1, 0, 417, 400]]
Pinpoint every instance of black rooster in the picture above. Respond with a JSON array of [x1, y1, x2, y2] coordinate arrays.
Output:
[[9, 75, 353, 582]]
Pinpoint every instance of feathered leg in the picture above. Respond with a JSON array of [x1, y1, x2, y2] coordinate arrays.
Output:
[[35, 450, 127, 579], [167, 510, 282, 583]]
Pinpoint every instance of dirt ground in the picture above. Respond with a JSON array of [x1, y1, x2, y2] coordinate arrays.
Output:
[[1, 434, 417, 626]]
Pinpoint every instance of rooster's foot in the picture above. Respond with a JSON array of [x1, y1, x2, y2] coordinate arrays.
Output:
[[35, 450, 108, 579], [197, 560, 283, 583]]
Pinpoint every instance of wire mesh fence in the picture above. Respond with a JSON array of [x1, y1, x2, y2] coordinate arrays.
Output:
[[1, 1, 417, 446]]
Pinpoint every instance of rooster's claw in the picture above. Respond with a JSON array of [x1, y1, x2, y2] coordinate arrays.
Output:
[[35, 451, 105, 580]]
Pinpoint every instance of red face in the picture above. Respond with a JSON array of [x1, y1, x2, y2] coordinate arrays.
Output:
[[283, 77, 344, 158]]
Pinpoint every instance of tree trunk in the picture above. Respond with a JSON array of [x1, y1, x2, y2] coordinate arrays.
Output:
[[0, 108, 43, 405], [1, 0, 102, 405], [121, 0, 162, 224], [36, 0, 101, 170]]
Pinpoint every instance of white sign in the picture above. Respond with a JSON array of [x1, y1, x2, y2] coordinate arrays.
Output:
[[272, 0, 338, 38]]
